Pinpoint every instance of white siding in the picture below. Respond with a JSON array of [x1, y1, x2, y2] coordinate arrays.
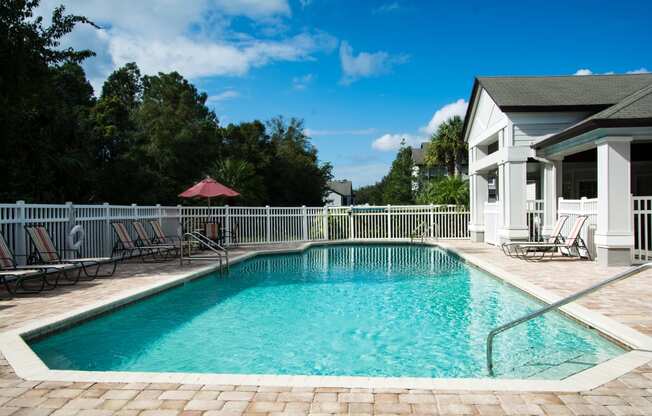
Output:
[[467, 89, 507, 146], [509, 112, 591, 147]]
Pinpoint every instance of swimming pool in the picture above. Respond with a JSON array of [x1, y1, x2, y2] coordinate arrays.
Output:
[[30, 244, 623, 379]]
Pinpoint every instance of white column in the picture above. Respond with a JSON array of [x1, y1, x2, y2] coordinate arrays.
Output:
[[469, 173, 489, 242], [498, 160, 529, 242], [595, 137, 633, 266], [541, 159, 562, 235]]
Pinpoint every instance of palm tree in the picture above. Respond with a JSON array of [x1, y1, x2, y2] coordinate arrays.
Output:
[[416, 176, 469, 207], [424, 116, 466, 176]]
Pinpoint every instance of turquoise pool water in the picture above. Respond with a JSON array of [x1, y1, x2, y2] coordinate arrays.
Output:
[[30, 244, 623, 379]]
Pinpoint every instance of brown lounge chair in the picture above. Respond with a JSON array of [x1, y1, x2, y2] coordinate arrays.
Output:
[[111, 222, 173, 262], [25, 226, 119, 279], [0, 232, 59, 294]]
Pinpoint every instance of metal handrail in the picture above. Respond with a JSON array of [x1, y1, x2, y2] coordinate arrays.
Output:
[[180, 232, 229, 270], [486, 262, 652, 376], [410, 221, 429, 243]]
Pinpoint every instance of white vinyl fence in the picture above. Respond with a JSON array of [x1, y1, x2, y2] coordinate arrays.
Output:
[[0, 202, 470, 264], [483, 200, 542, 246], [633, 196, 652, 262]]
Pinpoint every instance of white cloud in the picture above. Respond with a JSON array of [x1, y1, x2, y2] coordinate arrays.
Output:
[[292, 73, 314, 90], [35, 0, 337, 93], [371, 133, 425, 151], [574, 67, 649, 76], [207, 90, 240, 103], [420, 99, 468, 136], [372, 99, 467, 152], [372, 2, 400, 14], [339, 41, 408, 85], [574, 68, 593, 76], [107, 30, 336, 79], [305, 128, 376, 136]]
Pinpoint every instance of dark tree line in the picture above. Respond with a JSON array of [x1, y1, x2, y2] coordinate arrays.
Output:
[[1, 0, 332, 206]]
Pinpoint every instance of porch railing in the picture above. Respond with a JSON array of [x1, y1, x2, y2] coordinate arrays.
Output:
[[526, 199, 544, 242], [633, 196, 652, 262], [0, 202, 470, 264]]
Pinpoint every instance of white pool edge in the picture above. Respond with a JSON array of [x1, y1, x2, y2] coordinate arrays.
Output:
[[2, 239, 651, 392]]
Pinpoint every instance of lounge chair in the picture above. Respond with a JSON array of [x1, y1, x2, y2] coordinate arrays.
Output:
[[149, 220, 179, 245], [25, 226, 119, 278], [133, 221, 178, 258], [111, 222, 172, 262], [513, 215, 591, 261], [0, 232, 63, 293], [501, 215, 569, 257]]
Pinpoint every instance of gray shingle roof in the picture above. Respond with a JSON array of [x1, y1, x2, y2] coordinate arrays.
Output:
[[327, 180, 353, 197], [534, 84, 652, 149], [478, 74, 652, 109]]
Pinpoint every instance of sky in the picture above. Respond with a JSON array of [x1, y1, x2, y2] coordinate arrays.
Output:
[[37, 0, 652, 187]]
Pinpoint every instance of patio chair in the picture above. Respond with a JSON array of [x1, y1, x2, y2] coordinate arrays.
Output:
[[501, 215, 569, 257], [149, 220, 179, 245], [204, 222, 239, 247], [133, 221, 178, 258], [0, 232, 66, 293], [513, 215, 592, 261], [111, 222, 172, 262], [25, 226, 119, 278]]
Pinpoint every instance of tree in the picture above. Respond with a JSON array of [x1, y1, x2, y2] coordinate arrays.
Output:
[[416, 176, 469, 206], [354, 179, 386, 205], [135, 71, 222, 203], [382, 146, 414, 204], [1, 0, 97, 201], [424, 116, 466, 176], [210, 159, 267, 205], [266, 117, 333, 206]]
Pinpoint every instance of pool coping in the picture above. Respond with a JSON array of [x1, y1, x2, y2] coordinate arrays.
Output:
[[1, 239, 652, 392]]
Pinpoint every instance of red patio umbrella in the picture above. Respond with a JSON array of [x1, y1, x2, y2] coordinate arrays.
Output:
[[179, 176, 240, 206]]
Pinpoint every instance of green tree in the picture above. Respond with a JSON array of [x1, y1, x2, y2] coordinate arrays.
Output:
[[1, 0, 97, 201], [382, 146, 414, 204], [354, 179, 386, 205], [424, 116, 466, 176], [266, 117, 333, 206], [135, 71, 222, 203], [416, 176, 469, 206], [210, 159, 267, 205]]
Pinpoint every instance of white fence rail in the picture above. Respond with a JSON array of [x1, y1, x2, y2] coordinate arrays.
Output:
[[557, 197, 598, 259], [484, 202, 500, 245], [0, 202, 470, 264], [633, 196, 652, 262]]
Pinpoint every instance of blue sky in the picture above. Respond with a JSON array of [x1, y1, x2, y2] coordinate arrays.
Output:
[[41, 0, 652, 187]]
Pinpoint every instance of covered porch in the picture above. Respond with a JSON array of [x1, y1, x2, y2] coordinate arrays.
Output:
[[478, 137, 652, 266]]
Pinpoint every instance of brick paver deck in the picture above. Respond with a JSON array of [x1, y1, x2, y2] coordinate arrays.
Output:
[[1, 241, 652, 415]]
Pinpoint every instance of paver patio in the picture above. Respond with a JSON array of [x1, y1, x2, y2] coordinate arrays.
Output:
[[2, 240, 652, 415]]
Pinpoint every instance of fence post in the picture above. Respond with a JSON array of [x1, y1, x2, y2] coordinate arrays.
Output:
[[580, 196, 587, 214], [387, 205, 392, 239], [266, 205, 271, 243], [103, 202, 111, 257], [156, 203, 162, 224], [15, 200, 26, 265], [225, 205, 231, 245], [322, 206, 329, 241], [177, 204, 183, 238], [430, 204, 435, 238], [302, 205, 308, 241], [349, 208, 355, 239]]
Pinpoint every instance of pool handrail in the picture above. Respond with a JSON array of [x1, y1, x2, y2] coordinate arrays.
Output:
[[180, 231, 229, 270], [486, 262, 652, 376]]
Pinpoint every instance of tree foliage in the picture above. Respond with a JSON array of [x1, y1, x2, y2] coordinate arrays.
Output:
[[1, 1, 332, 206], [424, 116, 467, 176], [416, 176, 469, 206], [354, 146, 414, 205]]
